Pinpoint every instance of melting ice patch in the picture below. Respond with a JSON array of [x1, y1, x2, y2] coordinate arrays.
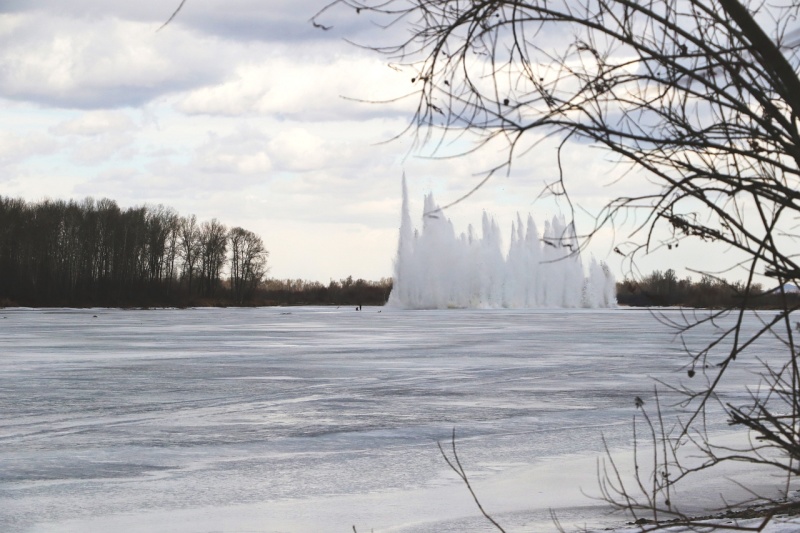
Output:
[[388, 178, 616, 309]]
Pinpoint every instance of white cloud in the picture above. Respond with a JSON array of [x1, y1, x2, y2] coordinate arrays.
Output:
[[0, 130, 58, 166], [1, 0, 381, 43], [193, 129, 273, 176], [51, 110, 137, 136], [46, 110, 141, 164], [176, 55, 413, 121], [267, 127, 343, 172], [0, 166, 91, 201], [71, 134, 137, 165], [237, 152, 272, 175], [0, 13, 231, 108]]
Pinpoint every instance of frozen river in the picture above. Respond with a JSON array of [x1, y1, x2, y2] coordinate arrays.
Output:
[[0, 307, 791, 532]]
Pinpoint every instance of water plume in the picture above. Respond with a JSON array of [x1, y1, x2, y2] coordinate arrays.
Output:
[[388, 177, 616, 309]]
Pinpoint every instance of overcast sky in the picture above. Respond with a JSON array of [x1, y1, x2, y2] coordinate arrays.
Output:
[[0, 0, 728, 283]]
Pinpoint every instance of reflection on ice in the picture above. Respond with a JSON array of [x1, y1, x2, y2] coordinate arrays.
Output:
[[0, 307, 789, 532]]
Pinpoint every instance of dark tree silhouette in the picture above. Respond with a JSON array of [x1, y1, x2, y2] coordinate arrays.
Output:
[[198, 218, 228, 297], [178, 214, 201, 295], [0, 196, 269, 307], [229, 226, 269, 304]]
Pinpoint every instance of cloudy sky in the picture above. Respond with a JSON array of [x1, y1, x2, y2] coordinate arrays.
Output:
[[0, 0, 716, 283]]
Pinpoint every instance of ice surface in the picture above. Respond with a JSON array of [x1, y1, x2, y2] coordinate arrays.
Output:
[[0, 307, 794, 532], [388, 177, 616, 309]]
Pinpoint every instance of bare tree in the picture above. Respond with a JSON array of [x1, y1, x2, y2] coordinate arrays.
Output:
[[316, 0, 800, 527], [198, 218, 228, 297], [229, 226, 269, 304], [178, 214, 201, 294], [162, 209, 182, 292]]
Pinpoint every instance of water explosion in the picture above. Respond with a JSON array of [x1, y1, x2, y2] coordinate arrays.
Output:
[[387, 178, 616, 309]]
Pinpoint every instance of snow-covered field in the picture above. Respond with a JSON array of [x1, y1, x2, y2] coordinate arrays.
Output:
[[0, 307, 795, 532]]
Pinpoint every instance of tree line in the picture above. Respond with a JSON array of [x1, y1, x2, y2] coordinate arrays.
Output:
[[267, 269, 794, 309], [0, 196, 268, 307], [616, 269, 798, 309], [262, 277, 393, 307]]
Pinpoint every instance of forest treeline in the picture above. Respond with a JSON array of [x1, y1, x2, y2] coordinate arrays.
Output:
[[0, 196, 268, 307], [0, 195, 394, 308], [616, 269, 798, 308], [262, 277, 393, 307]]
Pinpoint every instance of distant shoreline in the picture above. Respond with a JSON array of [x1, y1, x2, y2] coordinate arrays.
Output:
[[0, 303, 768, 311]]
